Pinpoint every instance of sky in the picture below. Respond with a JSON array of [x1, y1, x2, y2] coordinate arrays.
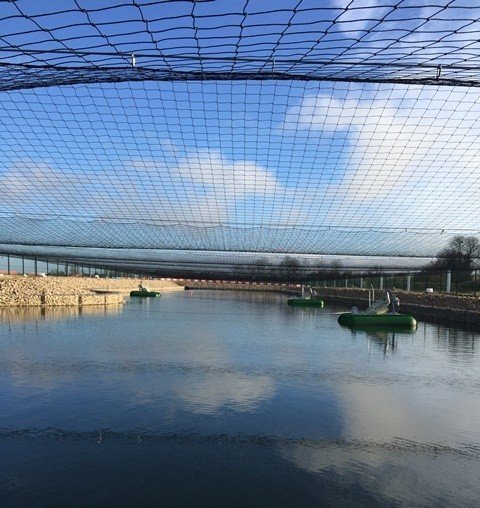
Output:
[[0, 0, 479, 267]]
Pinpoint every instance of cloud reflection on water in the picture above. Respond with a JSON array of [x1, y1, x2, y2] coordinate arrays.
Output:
[[278, 439, 480, 506], [173, 372, 275, 414]]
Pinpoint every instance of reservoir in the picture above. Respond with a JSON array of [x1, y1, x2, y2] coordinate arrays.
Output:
[[1, 290, 479, 506]]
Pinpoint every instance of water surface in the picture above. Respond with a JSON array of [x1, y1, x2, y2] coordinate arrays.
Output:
[[1, 290, 479, 506]]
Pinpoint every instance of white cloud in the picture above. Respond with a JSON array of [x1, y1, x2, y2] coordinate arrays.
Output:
[[159, 138, 178, 157], [176, 149, 280, 197], [283, 85, 480, 231], [330, 0, 392, 38], [0, 149, 283, 225]]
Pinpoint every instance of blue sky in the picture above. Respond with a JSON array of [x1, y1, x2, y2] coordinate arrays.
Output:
[[0, 1, 479, 263]]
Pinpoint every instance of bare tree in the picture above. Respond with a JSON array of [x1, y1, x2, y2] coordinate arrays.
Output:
[[430, 236, 480, 271], [427, 235, 480, 286], [278, 256, 301, 282], [246, 257, 271, 282], [326, 260, 342, 279]]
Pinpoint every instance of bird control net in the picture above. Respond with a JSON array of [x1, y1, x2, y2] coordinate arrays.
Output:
[[1, 0, 480, 273]]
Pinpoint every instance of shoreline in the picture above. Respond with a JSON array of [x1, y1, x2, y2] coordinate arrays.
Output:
[[183, 281, 480, 330], [0, 275, 183, 308], [3, 275, 480, 330]]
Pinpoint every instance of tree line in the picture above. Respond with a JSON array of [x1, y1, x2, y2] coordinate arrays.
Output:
[[236, 256, 385, 283], [236, 236, 480, 285]]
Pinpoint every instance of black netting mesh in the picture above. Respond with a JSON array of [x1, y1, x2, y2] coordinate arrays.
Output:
[[1, 1, 480, 273]]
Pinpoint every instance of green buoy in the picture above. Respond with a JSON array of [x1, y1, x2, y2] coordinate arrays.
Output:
[[338, 312, 416, 327], [287, 297, 324, 307], [130, 290, 161, 298]]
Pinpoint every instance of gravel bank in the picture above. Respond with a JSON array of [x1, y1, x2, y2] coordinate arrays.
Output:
[[0, 276, 183, 307]]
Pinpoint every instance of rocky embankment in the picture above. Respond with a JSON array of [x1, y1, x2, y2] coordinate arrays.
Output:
[[0, 276, 183, 307]]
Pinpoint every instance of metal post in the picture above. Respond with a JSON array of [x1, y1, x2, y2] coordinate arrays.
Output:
[[379, 276, 384, 290], [65, 261, 68, 276], [22, 256, 25, 275], [34, 257, 38, 276], [406, 274, 411, 292], [446, 270, 451, 293], [345, 278, 348, 288], [46, 259, 49, 275], [475, 270, 477, 298], [360, 277, 363, 289], [7, 254, 10, 275], [56, 260, 59, 275]]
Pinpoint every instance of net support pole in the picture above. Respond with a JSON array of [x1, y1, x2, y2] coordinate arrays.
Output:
[[446, 270, 451, 293], [406, 274, 411, 292]]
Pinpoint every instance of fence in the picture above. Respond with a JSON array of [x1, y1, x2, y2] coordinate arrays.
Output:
[[314, 270, 480, 297], [0, 255, 132, 278]]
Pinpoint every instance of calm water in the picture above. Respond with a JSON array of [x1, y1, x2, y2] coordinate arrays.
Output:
[[1, 290, 479, 507]]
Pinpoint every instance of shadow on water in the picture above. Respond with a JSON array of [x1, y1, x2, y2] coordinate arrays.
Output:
[[341, 323, 417, 355]]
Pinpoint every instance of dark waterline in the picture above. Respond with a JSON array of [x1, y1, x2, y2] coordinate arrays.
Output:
[[1, 290, 479, 507]]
